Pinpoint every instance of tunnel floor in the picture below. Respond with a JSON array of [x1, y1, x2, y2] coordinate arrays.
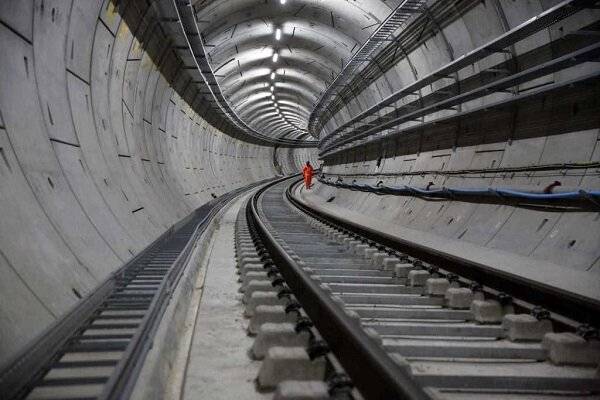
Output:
[[180, 195, 267, 400]]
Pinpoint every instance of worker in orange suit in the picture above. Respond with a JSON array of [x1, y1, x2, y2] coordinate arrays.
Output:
[[302, 161, 314, 189]]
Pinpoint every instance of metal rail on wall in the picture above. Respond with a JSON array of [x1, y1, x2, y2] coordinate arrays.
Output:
[[307, 0, 427, 138], [317, 0, 598, 150]]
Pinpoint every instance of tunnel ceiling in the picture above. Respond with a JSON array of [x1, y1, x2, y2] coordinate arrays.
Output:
[[189, 0, 408, 142]]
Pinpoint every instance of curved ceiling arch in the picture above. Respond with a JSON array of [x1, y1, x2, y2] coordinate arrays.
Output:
[[250, 111, 306, 131], [195, 0, 395, 46], [236, 92, 314, 120], [236, 92, 313, 122], [242, 102, 311, 125], [216, 46, 339, 84], [228, 79, 321, 116], [219, 54, 337, 101], [234, 103, 305, 131], [226, 77, 321, 108], [192, 0, 401, 142]]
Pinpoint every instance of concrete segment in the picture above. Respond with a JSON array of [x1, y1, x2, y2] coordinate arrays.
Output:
[[243, 280, 279, 304], [252, 323, 311, 359], [273, 381, 329, 400], [426, 278, 450, 296], [408, 270, 430, 287], [382, 257, 401, 271], [1, 2, 599, 396], [445, 288, 475, 309], [257, 347, 327, 390], [503, 314, 553, 342], [241, 271, 270, 290], [248, 305, 299, 336], [543, 333, 600, 366], [470, 300, 504, 324]]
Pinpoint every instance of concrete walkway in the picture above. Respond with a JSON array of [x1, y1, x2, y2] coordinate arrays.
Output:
[[182, 197, 269, 400]]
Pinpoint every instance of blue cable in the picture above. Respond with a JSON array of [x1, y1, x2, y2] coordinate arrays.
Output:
[[320, 178, 600, 203]]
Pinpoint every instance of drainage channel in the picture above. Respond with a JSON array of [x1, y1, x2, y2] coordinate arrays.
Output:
[[244, 176, 600, 400], [0, 180, 269, 400]]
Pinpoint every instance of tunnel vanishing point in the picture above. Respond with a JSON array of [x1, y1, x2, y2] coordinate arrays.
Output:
[[0, 1, 599, 399]]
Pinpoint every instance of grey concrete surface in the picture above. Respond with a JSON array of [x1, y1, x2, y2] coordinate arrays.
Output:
[[312, 129, 600, 274], [296, 184, 600, 309], [181, 197, 268, 400], [0, 0, 598, 382], [0, 1, 314, 365]]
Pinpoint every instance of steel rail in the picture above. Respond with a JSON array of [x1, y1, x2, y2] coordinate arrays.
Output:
[[307, 0, 426, 138], [171, 0, 317, 147], [284, 179, 600, 328], [318, 0, 598, 148], [0, 180, 271, 400], [247, 178, 432, 400]]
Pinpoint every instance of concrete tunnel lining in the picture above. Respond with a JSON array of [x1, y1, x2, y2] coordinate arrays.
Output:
[[0, 0, 599, 392]]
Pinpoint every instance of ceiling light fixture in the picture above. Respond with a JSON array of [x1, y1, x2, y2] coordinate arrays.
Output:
[[270, 71, 276, 80], [280, 0, 286, 4], [270, 86, 274, 92], [275, 28, 282, 41], [272, 52, 279, 62]]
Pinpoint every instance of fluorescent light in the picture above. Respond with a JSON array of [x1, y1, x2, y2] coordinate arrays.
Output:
[[270, 86, 274, 92], [271, 94, 275, 99], [275, 28, 281, 40], [270, 72, 276, 80], [272, 52, 279, 62], [280, 0, 286, 4]]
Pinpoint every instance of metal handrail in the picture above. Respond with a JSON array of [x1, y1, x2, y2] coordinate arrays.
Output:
[[248, 177, 431, 400]]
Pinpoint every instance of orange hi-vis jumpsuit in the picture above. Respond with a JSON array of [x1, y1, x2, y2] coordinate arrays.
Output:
[[303, 164, 314, 189]]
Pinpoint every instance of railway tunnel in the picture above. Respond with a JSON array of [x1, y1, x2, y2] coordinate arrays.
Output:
[[0, 0, 599, 399]]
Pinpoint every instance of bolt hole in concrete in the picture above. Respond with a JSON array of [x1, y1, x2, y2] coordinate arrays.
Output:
[[0, 147, 11, 171], [72, 288, 82, 299], [326, 196, 336, 202], [47, 177, 54, 188], [536, 218, 548, 232]]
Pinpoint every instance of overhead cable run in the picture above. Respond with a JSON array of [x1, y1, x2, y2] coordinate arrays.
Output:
[[307, 0, 426, 139], [318, 0, 600, 156], [170, 0, 317, 148]]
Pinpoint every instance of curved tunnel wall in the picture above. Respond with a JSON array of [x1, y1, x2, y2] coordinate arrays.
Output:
[[313, 1, 600, 274], [275, 147, 320, 175], [316, 129, 600, 274], [0, 1, 311, 363]]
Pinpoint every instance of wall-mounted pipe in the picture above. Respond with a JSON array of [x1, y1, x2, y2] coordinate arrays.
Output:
[[318, 177, 600, 211]]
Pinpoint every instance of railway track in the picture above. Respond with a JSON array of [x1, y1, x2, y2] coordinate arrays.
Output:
[[0, 181, 268, 400], [3, 174, 598, 400], [243, 176, 600, 399]]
